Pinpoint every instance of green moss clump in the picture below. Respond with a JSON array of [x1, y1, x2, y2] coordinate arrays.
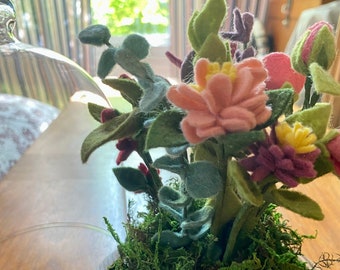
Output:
[[104, 203, 316, 270]]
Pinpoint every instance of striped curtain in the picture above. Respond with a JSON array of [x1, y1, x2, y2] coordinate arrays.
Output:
[[169, 0, 269, 60], [13, 0, 95, 75], [0, 0, 103, 108]]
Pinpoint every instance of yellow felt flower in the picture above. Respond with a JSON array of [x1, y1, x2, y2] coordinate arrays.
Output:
[[275, 122, 317, 154]]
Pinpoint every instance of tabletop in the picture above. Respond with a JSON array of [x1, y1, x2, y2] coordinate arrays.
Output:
[[0, 101, 339, 269], [0, 101, 126, 269]]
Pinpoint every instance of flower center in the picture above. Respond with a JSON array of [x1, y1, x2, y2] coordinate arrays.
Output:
[[206, 62, 237, 82], [275, 121, 317, 154]]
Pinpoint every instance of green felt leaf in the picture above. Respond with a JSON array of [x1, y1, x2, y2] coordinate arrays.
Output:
[[308, 26, 336, 71], [191, 0, 226, 50], [181, 205, 214, 230], [78, 24, 111, 46], [227, 159, 263, 206], [81, 109, 143, 163], [285, 103, 331, 139], [153, 155, 187, 175], [122, 34, 150, 60], [152, 230, 192, 248], [181, 205, 214, 240], [102, 78, 143, 107], [113, 167, 148, 192], [291, 31, 310, 75], [145, 110, 187, 150], [158, 186, 192, 209], [184, 161, 222, 199], [114, 48, 154, 79], [197, 33, 227, 63], [269, 189, 324, 220], [219, 131, 266, 157], [87, 102, 106, 122], [310, 62, 340, 95], [187, 11, 201, 52], [97, 47, 116, 79], [257, 88, 294, 129], [194, 139, 220, 164], [139, 80, 169, 112]]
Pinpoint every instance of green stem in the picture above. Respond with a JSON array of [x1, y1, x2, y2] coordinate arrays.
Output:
[[138, 149, 163, 204], [302, 75, 314, 109], [222, 203, 258, 263]]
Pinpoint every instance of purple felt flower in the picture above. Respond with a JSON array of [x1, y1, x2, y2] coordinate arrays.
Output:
[[221, 8, 254, 45], [239, 129, 320, 187]]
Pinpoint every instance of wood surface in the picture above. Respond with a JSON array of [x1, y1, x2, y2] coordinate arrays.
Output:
[[0, 102, 126, 269], [0, 101, 339, 269], [266, 0, 335, 51]]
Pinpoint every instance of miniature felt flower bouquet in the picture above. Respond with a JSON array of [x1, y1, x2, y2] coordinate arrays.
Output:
[[79, 0, 340, 269]]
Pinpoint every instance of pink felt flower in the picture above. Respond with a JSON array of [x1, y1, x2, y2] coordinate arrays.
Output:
[[263, 52, 306, 93], [291, 21, 336, 75], [167, 58, 272, 144], [326, 132, 340, 176]]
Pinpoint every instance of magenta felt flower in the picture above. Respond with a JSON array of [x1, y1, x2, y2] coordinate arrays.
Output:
[[100, 108, 120, 123], [239, 128, 321, 187], [166, 58, 272, 144], [263, 52, 306, 93], [326, 132, 340, 176], [116, 138, 138, 165]]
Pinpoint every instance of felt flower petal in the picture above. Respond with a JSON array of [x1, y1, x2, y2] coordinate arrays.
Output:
[[263, 52, 306, 93], [202, 74, 232, 114], [167, 84, 206, 110], [185, 110, 216, 128], [195, 58, 210, 87]]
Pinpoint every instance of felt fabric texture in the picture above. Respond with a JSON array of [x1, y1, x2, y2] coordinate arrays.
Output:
[[263, 52, 306, 93], [326, 132, 340, 176], [291, 21, 336, 75], [167, 58, 271, 144], [309, 62, 340, 95]]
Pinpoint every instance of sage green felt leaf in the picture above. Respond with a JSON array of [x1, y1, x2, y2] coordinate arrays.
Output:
[[78, 24, 111, 46], [257, 88, 294, 129], [97, 47, 116, 79], [182, 205, 214, 240], [197, 33, 227, 63], [153, 155, 187, 175], [220, 131, 265, 157], [285, 103, 331, 139], [145, 110, 187, 150], [191, 0, 226, 50], [87, 102, 106, 122], [158, 186, 192, 209], [269, 189, 324, 220], [184, 161, 222, 199], [114, 48, 154, 79], [181, 205, 214, 230], [122, 34, 150, 60], [81, 109, 143, 163], [227, 159, 263, 206], [113, 167, 148, 192], [139, 80, 169, 112], [310, 63, 340, 95], [166, 144, 189, 157], [152, 230, 192, 248], [102, 78, 143, 107]]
